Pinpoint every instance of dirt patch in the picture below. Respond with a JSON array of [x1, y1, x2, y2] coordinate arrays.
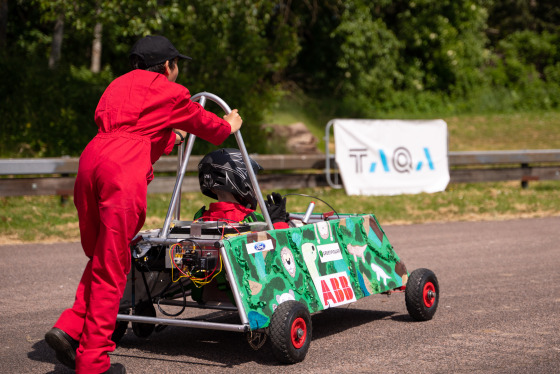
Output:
[[264, 122, 320, 154], [0, 234, 26, 245]]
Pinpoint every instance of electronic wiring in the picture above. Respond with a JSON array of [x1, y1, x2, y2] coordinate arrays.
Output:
[[169, 239, 223, 288], [283, 193, 340, 219]]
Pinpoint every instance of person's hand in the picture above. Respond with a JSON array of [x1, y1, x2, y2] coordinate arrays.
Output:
[[173, 129, 186, 144], [224, 109, 242, 134], [265, 192, 289, 223]]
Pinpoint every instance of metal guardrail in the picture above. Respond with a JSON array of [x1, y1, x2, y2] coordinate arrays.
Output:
[[0, 150, 559, 197]]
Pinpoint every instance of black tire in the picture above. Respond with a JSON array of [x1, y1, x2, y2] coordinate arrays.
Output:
[[112, 308, 130, 344], [405, 268, 439, 321], [132, 300, 156, 338], [269, 300, 312, 364], [111, 320, 129, 345]]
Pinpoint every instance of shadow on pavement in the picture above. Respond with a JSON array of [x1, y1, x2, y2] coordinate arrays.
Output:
[[108, 306, 404, 367], [28, 339, 75, 373]]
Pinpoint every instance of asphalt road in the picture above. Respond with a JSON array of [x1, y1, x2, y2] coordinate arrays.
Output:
[[1, 216, 559, 374]]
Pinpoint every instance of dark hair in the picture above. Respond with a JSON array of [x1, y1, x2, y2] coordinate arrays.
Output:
[[130, 55, 177, 74]]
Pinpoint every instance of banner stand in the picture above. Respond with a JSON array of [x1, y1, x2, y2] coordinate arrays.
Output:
[[324, 120, 342, 189]]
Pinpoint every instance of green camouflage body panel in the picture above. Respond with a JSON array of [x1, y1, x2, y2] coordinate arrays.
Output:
[[221, 214, 409, 330]]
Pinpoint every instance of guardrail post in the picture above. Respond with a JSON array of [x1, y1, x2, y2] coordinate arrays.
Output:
[[520, 162, 539, 189], [60, 173, 70, 205], [521, 163, 529, 189]]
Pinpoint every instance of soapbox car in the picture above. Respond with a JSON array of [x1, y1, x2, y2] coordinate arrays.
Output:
[[114, 93, 440, 364]]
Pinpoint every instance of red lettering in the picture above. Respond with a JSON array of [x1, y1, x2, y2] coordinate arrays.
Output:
[[339, 275, 354, 300], [330, 277, 345, 302], [321, 280, 336, 306]]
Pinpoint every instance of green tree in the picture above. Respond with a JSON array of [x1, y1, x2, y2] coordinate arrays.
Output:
[[3, 0, 560, 158], [331, 2, 401, 114], [280, 0, 490, 115], [168, 0, 300, 152], [1, 0, 301, 156], [484, 0, 560, 110]]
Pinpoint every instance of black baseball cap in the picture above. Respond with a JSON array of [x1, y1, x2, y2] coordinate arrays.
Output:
[[129, 35, 191, 67]]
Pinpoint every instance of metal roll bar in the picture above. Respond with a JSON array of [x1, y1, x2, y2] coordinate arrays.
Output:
[[160, 92, 274, 239]]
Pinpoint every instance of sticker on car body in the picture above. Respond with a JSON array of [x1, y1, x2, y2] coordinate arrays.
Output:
[[246, 239, 274, 254]]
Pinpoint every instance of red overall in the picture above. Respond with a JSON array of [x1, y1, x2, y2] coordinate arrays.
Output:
[[201, 201, 289, 229], [200, 201, 257, 222], [53, 69, 230, 373]]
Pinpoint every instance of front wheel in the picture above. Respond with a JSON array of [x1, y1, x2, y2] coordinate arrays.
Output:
[[269, 300, 312, 364], [405, 268, 439, 321]]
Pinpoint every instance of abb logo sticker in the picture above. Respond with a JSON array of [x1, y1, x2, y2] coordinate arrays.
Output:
[[317, 272, 356, 308]]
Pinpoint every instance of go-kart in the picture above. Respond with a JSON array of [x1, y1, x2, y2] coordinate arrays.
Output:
[[115, 93, 440, 364]]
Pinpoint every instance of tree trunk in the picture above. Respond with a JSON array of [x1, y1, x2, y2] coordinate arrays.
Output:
[[48, 13, 65, 69], [90, 22, 102, 73], [0, 0, 8, 49]]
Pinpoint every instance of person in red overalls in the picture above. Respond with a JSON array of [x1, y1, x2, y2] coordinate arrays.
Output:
[[44, 35, 242, 374]]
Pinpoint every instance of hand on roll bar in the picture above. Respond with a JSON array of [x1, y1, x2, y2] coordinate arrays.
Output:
[[224, 109, 242, 133], [173, 129, 187, 144]]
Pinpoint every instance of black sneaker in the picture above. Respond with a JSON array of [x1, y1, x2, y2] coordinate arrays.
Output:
[[44, 327, 79, 370], [102, 363, 126, 374]]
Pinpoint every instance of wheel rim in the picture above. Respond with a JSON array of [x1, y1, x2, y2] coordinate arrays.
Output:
[[290, 317, 307, 349], [423, 282, 436, 308]]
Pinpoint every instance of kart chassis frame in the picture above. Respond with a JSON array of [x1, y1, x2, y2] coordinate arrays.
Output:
[[117, 92, 282, 334]]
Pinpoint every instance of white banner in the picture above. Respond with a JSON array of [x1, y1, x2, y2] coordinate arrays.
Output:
[[334, 119, 449, 195]]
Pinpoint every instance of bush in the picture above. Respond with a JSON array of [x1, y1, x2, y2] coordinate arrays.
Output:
[[0, 54, 113, 157]]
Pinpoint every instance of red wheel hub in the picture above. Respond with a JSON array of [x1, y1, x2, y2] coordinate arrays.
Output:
[[290, 317, 307, 349], [423, 282, 436, 308]]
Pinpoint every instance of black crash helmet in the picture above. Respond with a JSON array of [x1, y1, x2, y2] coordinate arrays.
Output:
[[198, 148, 264, 209]]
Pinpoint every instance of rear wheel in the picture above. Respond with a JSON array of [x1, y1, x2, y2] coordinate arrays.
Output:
[[405, 268, 439, 321], [132, 300, 156, 338], [112, 321, 129, 344], [111, 309, 129, 344], [269, 301, 312, 364]]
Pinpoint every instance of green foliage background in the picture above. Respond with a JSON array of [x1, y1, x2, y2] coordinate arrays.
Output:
[[1, 0, 559, 157]]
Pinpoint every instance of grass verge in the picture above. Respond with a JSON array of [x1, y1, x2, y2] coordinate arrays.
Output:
[[1, 180, 558, 244]]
